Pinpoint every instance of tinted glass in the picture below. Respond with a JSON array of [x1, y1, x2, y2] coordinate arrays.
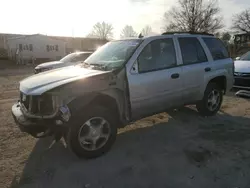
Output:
[[138, 39, 176, 73], [178, 37, 207, 65], [203, 38, 229, 60]]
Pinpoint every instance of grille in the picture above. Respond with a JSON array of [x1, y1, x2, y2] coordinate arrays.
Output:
[[20, 93, 54, 115], [234, 78, 250, 87], [39, 95, 54, 115]]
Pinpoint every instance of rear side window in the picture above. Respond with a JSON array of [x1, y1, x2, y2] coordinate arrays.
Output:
[[203, 38, 229, 60], [178, 37, 207, 65]]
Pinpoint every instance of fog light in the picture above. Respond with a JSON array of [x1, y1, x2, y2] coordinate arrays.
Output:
[[59, 105, 71, 122], [55, 119, 63, 125]]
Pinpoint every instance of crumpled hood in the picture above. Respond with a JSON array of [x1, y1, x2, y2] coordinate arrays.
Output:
[[234, 60, 250, 73], [20, 66, 108, 95], [35, 61, 63, 69]]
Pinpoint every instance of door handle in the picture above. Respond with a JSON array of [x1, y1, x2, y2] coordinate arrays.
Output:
[[171, 73, 179, 79], [205, 67, 211, 72]]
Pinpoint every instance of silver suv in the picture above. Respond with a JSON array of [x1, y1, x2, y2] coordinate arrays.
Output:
[[12, 32, 234, 158]]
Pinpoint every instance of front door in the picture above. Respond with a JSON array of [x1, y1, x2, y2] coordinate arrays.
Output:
[[127, 38, 183, 119]]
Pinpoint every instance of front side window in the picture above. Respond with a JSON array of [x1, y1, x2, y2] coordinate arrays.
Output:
[[138, 39, 177, 73], [178, 37, 207, 65], [203, 37, 229, 60]]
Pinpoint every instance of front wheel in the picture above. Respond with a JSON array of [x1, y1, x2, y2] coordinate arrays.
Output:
[[66, 106, 118, 159], [196, 83, 223, 116]]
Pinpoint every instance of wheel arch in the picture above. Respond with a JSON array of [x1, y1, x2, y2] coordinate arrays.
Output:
[[67, 90, 125, 127], [207, 75, 227, 94]]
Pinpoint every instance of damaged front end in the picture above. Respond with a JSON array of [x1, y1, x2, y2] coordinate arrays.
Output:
[[12, 91, 72, 138]]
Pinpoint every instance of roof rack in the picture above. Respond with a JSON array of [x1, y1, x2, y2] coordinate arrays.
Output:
[[161, 31, 214, 36]]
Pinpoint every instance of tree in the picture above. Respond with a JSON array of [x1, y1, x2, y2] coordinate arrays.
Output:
[[232, 8, 250, 33], [120, 25, 137, 38], [214, 32, 221, 38], [220, 32, 232, 46], [141, 25, 152, 36], [88, 22, 113, 39], [163, 0, 224, 33], [221, 32, 231, 42]]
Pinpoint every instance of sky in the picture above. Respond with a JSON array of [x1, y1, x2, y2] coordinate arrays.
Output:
[[0, 0, 249, 38]]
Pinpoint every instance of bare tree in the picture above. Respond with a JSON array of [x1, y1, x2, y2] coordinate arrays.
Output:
[[219, 32, 232, 46], [141, 25, 153, 36], [88, 22, 113, 39], [120, 25, 137, 38], [163, 0, 223, 33], [232, 8, 250, 33]]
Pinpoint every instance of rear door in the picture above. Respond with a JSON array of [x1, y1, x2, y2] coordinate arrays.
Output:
[[127, 37, 183, 119], [176, 36, 210, 103], [202, 37, 234, 91]]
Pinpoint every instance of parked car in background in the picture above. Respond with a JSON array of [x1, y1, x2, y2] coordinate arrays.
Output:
[[234, 51, 250, 90], [12, 32, 234, 158], [34, 51, 93, 74]]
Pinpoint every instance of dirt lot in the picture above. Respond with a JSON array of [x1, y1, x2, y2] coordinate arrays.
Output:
[[1, 63, 250, 188]]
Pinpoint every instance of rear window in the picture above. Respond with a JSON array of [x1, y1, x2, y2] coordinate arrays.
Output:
[[203, 38, 229, 60]]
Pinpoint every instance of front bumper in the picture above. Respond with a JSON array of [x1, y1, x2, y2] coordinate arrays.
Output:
[[12, 102, 35, 129], [12, 102, 66, 138]]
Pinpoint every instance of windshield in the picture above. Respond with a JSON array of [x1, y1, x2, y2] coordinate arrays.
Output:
[[240, 51, 250, 61], [60, 53, 92, 63], [84, 39, 142, 70]]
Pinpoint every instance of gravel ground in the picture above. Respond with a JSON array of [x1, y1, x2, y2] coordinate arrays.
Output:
[[1, 64, 250, 188]]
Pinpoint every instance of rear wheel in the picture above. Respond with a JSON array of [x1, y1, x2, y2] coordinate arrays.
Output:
[[196, 83, 223, 116], [66, 106, 117, 158]]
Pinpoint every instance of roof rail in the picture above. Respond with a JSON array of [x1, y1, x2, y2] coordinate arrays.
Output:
[[161, 31, 214, 36]]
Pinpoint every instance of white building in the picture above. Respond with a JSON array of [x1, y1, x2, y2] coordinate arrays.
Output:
[[7, 34, 66, 63]]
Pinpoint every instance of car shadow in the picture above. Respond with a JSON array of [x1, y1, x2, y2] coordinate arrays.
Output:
[[10, 107, 250, 188]]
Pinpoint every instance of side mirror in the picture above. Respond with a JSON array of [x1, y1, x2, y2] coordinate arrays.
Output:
[[235, 57, 240, 60]]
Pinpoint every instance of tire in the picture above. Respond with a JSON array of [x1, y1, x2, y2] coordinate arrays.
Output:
[[196, 83, 223, 116], [66, 105, 118, 159]]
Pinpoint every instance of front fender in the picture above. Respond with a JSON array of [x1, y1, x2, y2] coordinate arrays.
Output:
[[64, 89, 125, 126]]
